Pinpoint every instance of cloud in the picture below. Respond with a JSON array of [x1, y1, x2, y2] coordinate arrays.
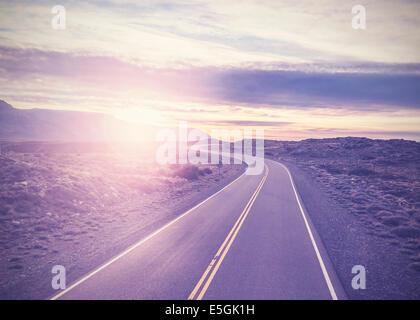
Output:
[[214, 68, 420, 109], [1, 46, 420, 112], [1, 0, 420, 66], [185, 120, 294, 127]]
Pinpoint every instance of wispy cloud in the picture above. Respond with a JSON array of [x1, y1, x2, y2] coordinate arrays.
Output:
[[1, 46, 419, 111], [1, 0, 420, 66], [185, 120, 294, 127], [1, 1, 420, 140]]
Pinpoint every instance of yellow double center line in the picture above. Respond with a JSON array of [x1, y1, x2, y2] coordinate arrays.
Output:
[[188, 164, 269, 300]]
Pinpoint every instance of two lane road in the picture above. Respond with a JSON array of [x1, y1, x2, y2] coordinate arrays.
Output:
[[52, 159, 346, 300]]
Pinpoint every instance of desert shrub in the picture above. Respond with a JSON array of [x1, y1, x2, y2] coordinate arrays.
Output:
[[1, 196, 16, 206], [138, 184, 158, 194], [374, 210, 392, 219], [360, 155, 376, 160], [0, 206, 11, 215], [376, 159, 397, 166], [14, 200, 33, 213], [408, 192, 420, 202], [9, 167, 27, 181], [381, 216, 406, 227], [406, 209, 418, 216], [347, 168, 376, 176], [380, 173, 397, 180], [351, 196, 367, 204], [8, 264, 23, 270], [391, 226, 420, 238], [45, 186, 78, 202], [173, 165, 201, 181], [387, 189, 408, 197], [14, 192, 41, 204], [200, 168, 212, 175], [319, 164, 343, 174], [367, 206, 385, 214], [133, 178, 162, 194], [410, 262, 420, 272]]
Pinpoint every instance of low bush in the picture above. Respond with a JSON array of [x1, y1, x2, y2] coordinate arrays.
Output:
[[347, 168, 376, 176], [391, 226, 420, 238], [173, 165, 201, 181]]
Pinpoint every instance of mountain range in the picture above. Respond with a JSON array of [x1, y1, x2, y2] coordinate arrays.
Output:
[[0, 100, 157, 142]]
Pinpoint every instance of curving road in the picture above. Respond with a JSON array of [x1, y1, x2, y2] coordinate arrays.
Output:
[[51, 159, 346, 300]]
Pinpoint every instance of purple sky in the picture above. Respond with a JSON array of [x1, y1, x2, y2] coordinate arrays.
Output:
[[0, 0, 419, 140]]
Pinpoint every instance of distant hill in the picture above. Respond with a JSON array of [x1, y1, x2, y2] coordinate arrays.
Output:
[[0, 100, 158, 142], [264, 136, 420, 162]]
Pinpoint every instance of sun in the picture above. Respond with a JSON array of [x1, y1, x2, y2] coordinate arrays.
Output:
[[114, 107, 165, 127]]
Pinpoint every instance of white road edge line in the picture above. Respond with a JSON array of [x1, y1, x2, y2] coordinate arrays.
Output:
[[50, 169, 247, 300], [278, 162, 338, 300]]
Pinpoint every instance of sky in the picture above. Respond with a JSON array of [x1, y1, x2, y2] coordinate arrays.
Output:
[[0, 0, 419, 140]]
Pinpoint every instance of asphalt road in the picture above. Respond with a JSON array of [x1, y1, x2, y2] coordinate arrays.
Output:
[[51, 159, 346, 300]]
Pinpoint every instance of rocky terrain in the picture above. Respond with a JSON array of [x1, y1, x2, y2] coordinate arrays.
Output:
[[265, 137, 420, 275], [0, 141, 245, 299]]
